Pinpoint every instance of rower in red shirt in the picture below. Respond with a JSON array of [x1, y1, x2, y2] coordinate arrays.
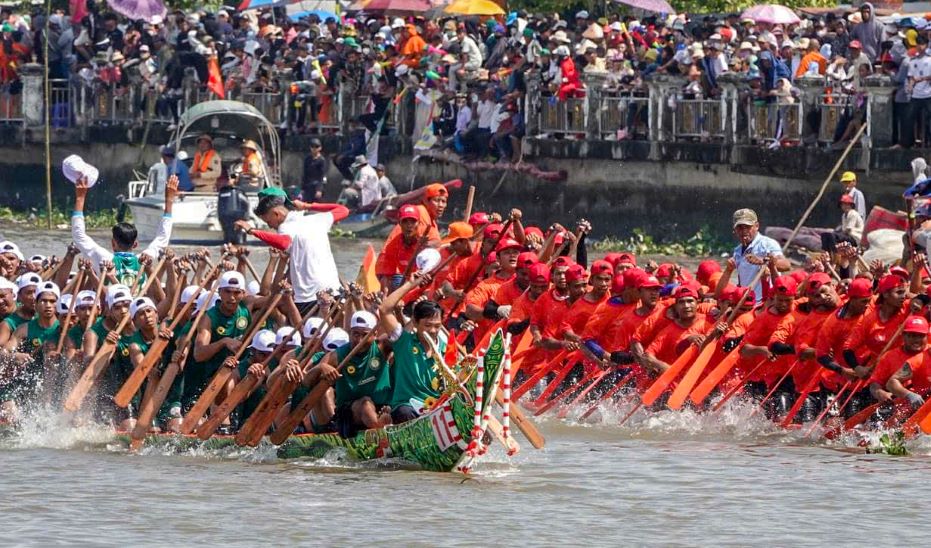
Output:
[[462, 238, 525, 344], [735, 275, 797, 397], [382, 182, 448, 251], [509, 262, 550, 331], [561, 260, 613, 345], [374, 204, 422, 288], [871, 316, 931, 408], [782, 273, 838, 395], [642, 285, 711, 375], [525, 257, 575, 372], [815, 277, 872, 394]]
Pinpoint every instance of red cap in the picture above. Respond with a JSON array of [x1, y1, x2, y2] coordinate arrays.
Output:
[[485, 251, 498, 265], [524, 226, 544, 240], [673, 285, 698, 300], [553, 232, 566, 246], [772, 275, 798, 297], [806, 272, 832, 292], [529, 263, 550, 284], [495, 238, 522, 253], [603, 253, 622, 266], [732, 286, 756, 304], [552, 256, 575, 269], [655, 263, 675, 279], [611, 274, 626, 294], [617, 252, 637, 266], [483, 223, 504, 238], [847, 278, 873, 298], [696, 260, 722, 285], [516, 251, 538, 269], [789, 270, 808, 284], [889, 266, 910, 281], [622, 267, 647, 289], [877, 274, 906, 294], [903, 315, 930, 334], [591, 260, 613, 277], [839, 194, 855, 205], [565, 264, 587, 283], [638, 275, 662, 289], [424, 183, 448, 199], [398, 204, 419, 221], [849, 39, 862, 49], [468, 212, 490, 226]]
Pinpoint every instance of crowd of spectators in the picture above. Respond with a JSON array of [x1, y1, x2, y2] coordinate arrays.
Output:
[[3, 2, 931, 149]]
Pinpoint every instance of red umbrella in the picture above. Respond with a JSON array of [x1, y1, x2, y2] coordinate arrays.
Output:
[[350, 0, 434, 13]]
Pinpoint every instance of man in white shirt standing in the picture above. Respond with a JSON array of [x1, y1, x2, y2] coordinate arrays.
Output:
[[351, 155, 382, 208], [905, 35, 931, 148], [236, 188, 350, 313]]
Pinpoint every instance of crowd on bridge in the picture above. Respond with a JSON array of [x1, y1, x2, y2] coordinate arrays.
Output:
[[3, 2, 931, 149]]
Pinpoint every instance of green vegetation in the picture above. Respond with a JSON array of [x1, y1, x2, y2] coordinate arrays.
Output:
[[0, 206, 124, 229], [591, 226, 730, 257], [328, 227, 357, 239], [866, 432, 908, 456]]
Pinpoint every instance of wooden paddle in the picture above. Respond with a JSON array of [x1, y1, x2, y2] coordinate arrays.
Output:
[[667, 341, 718, 410], [462, 185, 475, 222], [557, 370, 609, 419], [129, 279, 224, 442], [114, 261, 227, 408], [84, 265, 110, 331], [750, 360, 798, 419], [578, 368, 638, 421], [235, 301, 345, 446], [62, 259, 166, 413], [534, 365, 604, 416], [529, 351, 582, 407], [268, 332, 375, 445], [54, 267, 85, 355], [179, 291, 284, 435]]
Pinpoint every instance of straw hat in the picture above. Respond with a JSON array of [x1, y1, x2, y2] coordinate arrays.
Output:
[[552, 30, 571, 43], [241, 139, 259, 151]]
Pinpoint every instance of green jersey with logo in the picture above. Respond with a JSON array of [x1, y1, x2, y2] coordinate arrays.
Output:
[[334, 341, 391, 408], [4, 311, 30, 333], [182, 303, 251, 407], [389, 331, 446, 410], [112, 252, 144, 288]]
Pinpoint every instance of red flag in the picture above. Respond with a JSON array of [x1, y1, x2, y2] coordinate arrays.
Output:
[[207, 57, 225, 99]]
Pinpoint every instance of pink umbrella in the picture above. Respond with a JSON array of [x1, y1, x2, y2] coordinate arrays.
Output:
[[614, 0, 675, 14], [106, 0, 167, 22], [350, 0, 434, 13], [741, 4, 801, 26]]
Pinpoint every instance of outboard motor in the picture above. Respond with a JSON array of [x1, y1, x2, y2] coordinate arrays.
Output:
[[217, 186, 250, 244]]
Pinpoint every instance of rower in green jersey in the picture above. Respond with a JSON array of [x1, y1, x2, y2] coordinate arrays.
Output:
[[378, 273, 447, 424], [122, 297, 174, 433], [153, 285, 202, 433], [187, 271, 252, 416], [0, 272, 41, 348], [276, 326, 348, 434], [61, 290, 99, 363], [312, 311, 392, 438], [1, 281, 61, 419], [234, 329, 282, 426], [81, 284, 136, 424]]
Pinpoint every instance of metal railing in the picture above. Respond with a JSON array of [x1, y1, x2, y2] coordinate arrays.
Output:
[[748, 101, 803, 144], [0, 85, 24, 125], [672, 96, 726, 140], [598, 93, 648, 139], [539, 96, 586, 135]]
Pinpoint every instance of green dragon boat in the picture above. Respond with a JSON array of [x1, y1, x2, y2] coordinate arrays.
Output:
[[1, 332, 507, 473]]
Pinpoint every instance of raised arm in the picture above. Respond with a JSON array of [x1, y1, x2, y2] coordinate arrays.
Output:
[[71, 178, 112, 266], [142, 175, 178, 259]]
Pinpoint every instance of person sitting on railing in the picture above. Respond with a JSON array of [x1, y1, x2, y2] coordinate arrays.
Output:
[[190, 134, 221, 192]]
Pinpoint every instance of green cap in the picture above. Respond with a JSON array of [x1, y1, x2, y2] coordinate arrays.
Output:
[[257, 186, 293, 207]]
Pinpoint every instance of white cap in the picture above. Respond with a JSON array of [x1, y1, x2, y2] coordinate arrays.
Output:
[[57, 293, 73, 314], [16, 272, 41, 291], [29, 254, 46, 263], [150, 14, 163, 25], [302, 316, 327, 339], [130, 296, 156, 318], [61, 154, 100, 187], [218, 271, 246, 291], [75, 289, 97, 308], [323, 328, 349, 351], [0, 277, 16, 292], [195, 290, 219, 313], [181, 285, 201, 304], [249, 329, 277, 352], [576, 9, 589, 18], [1, 241, 24, 261], [415, 248, 441, 272], [106, 284, 133, 307], [391, 17, 405, 28], [350, 310, 377, 331], [275, 326, 301, 347], [34, 281, 60, 301], [247, 280, 260, 296]]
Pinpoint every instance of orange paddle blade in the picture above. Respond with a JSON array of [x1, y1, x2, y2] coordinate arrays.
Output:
[[688, 349, 742, 406], [511, 349, 567, 400], [356, 244, 381, 295], [131, 362, 181, 442], [641, 344, 699, 406], [919, 402, 931, 435], [530, 352, 580, 406], [667, 342, 717, 410]]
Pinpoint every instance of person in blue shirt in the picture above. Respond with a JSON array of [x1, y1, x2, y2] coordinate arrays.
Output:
[[726, 208, 791, 303], [166, 149, 194, 192]]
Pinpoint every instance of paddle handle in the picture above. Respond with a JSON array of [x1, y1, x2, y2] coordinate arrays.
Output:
[[55, 268, 86, 354], [462, 185, 475, 222]]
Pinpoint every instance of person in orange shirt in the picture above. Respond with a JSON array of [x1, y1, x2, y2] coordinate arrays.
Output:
[[580, 271, 641, 341], [871, 316, 931, 409], [375, 204, 421, 289], [794, 38, 828, 78], [508, 262, 550, 334], [462, 238, 524, 344], [736, 275, 798, 398], [562, 260, 613, 344], [524, 257, 575, 369], [643, 285, 710, 375], [424, 222, 474, 305], [843, 274, 909, 376], [399, 24, 426, 68], [383, 182, 448, 251]]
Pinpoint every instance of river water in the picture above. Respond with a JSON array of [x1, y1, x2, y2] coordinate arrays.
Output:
[[1, 227, 929, 545]]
